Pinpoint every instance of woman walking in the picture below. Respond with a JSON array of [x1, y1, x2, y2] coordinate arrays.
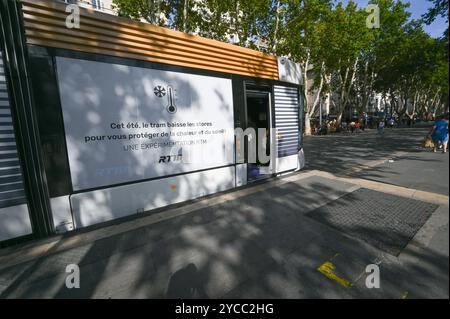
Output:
[[429, 114, 449, 153], [378, 120, 385, 135]]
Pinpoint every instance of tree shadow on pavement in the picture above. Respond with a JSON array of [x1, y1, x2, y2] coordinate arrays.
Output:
[[0, 175, 447, 299]]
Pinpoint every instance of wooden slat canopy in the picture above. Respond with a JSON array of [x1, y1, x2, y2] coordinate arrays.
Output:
[[21, 0, 279, 80]]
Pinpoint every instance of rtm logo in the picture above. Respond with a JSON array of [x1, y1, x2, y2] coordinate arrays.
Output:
[[159, 154, 183, 163]]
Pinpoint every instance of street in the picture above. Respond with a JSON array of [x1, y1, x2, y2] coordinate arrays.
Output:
[[0, 127, 448, 299], [303, 127, 449, 195]]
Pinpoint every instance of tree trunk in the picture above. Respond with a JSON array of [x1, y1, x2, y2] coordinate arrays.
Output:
[[272, 0, 281, 53], [301, 54, 311, 135], [302, 54, 310, 107], [335, 57, 358, 127], [304, 66, 325, 136], [234, 0, 240, 44], [148, 0, 154, 24], [337, 112, 343, 127], [311, 62, 325, 112], [155, 0, 160, 25], [304, 112, 312, 136], [183, 0, 188, 33], [343, 57, 359, 112]]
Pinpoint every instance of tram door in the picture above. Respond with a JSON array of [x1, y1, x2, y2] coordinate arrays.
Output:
[[245, 90, 274, 182]]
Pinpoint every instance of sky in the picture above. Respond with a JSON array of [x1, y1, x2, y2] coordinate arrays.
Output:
[[338, 0, 448, 38]]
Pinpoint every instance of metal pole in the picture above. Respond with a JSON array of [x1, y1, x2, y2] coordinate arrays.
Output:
[[319, 100, 322, 127]]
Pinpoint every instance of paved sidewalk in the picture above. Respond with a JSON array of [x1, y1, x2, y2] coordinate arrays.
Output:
[[0, 171, 447, 298], [0, 128, 448, 299]]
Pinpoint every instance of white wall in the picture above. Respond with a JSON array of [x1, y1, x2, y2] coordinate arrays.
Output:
[[70, 166, 235, 228], [56, 57, 235, 192], [51, 196, 74, 233], [275, 154, 299, 174], [0, 204, 32, 241], [278, 57, 302, 85]]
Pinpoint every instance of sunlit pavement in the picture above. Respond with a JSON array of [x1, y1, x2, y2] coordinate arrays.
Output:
[[303, 127, 449, 196], [0, 127, 448, 299]]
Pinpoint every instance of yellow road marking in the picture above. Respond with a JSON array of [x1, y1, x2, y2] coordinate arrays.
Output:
[[317, 261, 352, 287]]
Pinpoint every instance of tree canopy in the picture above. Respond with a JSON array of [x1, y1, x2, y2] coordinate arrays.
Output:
[[112, 0, 449, 133]]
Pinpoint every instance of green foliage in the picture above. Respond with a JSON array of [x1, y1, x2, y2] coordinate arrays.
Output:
[[422, 0, 449, 25], [423, 0, 449, 44], [111, 0, 449, 117], [112, 0, 163, 24]]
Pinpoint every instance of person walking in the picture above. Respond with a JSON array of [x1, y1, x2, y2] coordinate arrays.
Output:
[[378, 120, 385, 135], [388, 118, 395, 128], [341, 120, 348, 133], [355, 121, 361, 133], [350, 120, 356, 134], [361, 113, 368, 131], [429, 114, 449, 153]]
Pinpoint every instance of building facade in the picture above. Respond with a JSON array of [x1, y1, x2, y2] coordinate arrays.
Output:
[[59, 0, 117, 15]]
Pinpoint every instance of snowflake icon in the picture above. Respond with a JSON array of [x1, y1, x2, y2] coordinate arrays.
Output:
[[154, 86, 166, 98]]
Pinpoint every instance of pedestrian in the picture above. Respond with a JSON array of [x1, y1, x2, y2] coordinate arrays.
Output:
[[388, 118, 395, 128], [350, 120, 355, 134], [355, 121, 361, 133], [341, 120, 348, 133], [378, 120, 385, 135], [429, 114, 449, 153]]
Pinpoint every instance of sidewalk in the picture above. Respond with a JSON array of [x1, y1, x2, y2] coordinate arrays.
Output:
[[0, 167, 448, 298]]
